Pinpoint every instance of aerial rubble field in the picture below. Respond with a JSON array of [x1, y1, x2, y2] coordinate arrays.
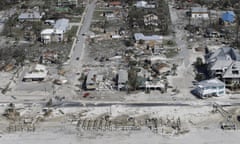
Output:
[[0, 104, 239, 144], [71, 1, 183, 102], [0, 72, 13, 91], [2, 0, 240, 142]]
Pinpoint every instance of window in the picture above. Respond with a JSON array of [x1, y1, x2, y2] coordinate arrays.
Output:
[[232, 70, 239, 74], [218, 86, 224, 89], [218, 91, 224, 94]]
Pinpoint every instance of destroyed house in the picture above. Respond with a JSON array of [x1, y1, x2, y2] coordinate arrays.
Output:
[[86, 71, 103, 90], [204, 28, 220, 38], [86, 71, 97, 90], [117, 69, 128, 90], [134, 33, 162, 43], [23, 64, 48, 82]]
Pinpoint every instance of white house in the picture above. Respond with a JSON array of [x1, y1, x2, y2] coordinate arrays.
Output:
[[18, 11, 43, 22], [195, 78, 225, 98], [41, 29, 63, 44], [145, 81, 165, 90], [105, 12, 117, 21], [23, 64, 48, 82], [135, 1, 147, 7], [191, 7, 209, 19], [40, 18, 69, 44], [54, 18, 69, 33], [143, 13, 159, 26], [135, 1, 155, 8]]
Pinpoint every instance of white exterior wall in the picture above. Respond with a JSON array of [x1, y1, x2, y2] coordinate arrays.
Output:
[[23, 64, 48, 81], [41, 34, 63, 43], [197, 86, 225, 97], [191, 13, 209, 19], [41, 33, 63, 43], [144, 15, 158, 26]]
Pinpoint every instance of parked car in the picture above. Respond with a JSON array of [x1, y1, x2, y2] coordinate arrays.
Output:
[[83, 92, 90, 98]]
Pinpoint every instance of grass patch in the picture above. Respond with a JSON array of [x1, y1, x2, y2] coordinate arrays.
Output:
[[66, 25, 79, 42], [93, 10, 105, 20], [164, 49, 178, 58], [163, 40, 176, 47], [70, 17, 82, 23]]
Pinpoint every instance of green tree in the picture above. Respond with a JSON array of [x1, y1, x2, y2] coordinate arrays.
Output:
[[32, 22, 44, 36], [194, 57, 203, 67], [128, 67, 140, 91], [139, 39, 145, 45], [13, 48, 25, 65], [125, 40, 134, 47], [2, 14, 18, 37], [171, 64, 178, 75], [195, 73, 205, 81]]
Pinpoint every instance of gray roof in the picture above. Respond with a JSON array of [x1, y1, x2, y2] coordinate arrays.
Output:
[[118, 69, 128, 83], [206, 47, 240, 64], [211, 60, 232, 70], [86, 71, 97, 84], [134, 33, 162, 41], [18, 11, 42, 20], [223, 61, 240, 78], [198, 78, 225, 88], [191, 7, 208, 13], [54, 18, 69, 32]]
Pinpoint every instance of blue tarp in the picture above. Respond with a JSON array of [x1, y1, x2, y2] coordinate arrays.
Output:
[[221, 11, 235, 23]]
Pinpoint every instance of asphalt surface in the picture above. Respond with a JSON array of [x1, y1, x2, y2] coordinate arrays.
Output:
[[65, 0, 97, 85], [48, 101, 240, 108], [168, 3, 190, 67]]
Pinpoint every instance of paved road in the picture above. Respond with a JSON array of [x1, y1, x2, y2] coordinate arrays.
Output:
[[64, 0, 97, 86], [8, 100, 240, 108], [168, 2, 189, 67]]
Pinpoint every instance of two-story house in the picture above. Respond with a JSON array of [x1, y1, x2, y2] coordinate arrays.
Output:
[[191, 7, 209, 19], [143, 13, 159, 26], [205, 47, 240, 90], [41, 18, 69, 44], [195, 78, 225, 98]]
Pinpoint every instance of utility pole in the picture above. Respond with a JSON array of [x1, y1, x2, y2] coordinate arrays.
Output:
[[208, 0, 211, 27], [236, 15, 239, 48], [188, 7, 191, 26], [234, 9, 240, 48]]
